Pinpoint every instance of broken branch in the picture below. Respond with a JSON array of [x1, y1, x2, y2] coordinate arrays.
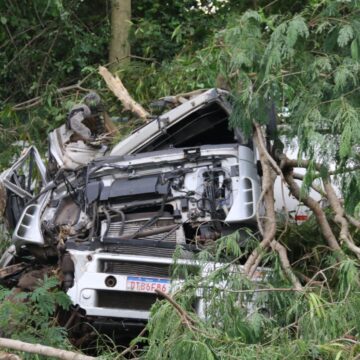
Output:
[[282, 158, 360, 178], [270, 240, 302, 290], [98, 66, 150, 121], [285, 158, 360, 232], [223, 287, 304, 293], [292, 172, 326, 197], [244, 123, 302, 290], [119, 327, 147, 357]]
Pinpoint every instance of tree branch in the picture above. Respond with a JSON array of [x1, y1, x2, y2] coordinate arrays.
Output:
[[119, 327, 147, 357], [155, 289, 195, 331], [0, 338, 95, 360], [244, 127, 277, 275], [98, 66, 150, 120], [282, 158, 360, 177], [346, 214, 360, 230], [292, 172, 326, 197], [221, 286, 304, 293], [12, 84, 92, 111], [270, 240, 302, 290], [283, 172, 341, 252], [244, 123, 302, 290], [0, 352, 21, 360], [285, 158, 360, 231], [322, 177, 360, 258]]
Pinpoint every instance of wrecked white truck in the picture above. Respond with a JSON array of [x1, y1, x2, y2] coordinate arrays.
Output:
[[0, 89, 263, 332]]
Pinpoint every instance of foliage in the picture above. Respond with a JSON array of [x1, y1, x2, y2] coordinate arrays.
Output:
[[128, 0, 360, 215], [0, 0, 110, 103], [1, 0, 360, 358], [0, 276, 71, 358], [130, 0, 309, 61], [123, 0, 360, 214], [0, 0, 110, 169], [216, 2, 360, 213], [131, 0, 229, 61], [0, 0, 313, 170], [0, 0, 226, 170], [135, 234, 360, 359]]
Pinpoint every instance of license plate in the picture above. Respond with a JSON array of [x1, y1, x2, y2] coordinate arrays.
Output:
[[126, 276, 170, 293]]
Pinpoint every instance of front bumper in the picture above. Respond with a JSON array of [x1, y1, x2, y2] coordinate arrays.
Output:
[[66, 250, 199, 320]]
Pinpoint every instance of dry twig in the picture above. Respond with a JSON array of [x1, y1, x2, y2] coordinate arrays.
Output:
[[0, 352, 21, 360], [119, 327, 147, 358]]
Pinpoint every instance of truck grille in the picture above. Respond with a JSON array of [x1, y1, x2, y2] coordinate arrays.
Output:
[[100, 260, 171, 278], [106, 245, 176, 258], [107, 217, 178, 242]]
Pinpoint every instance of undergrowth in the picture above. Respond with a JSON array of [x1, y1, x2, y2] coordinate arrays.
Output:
[[0, 276, 72, 359], [132, 227, 360, 359]]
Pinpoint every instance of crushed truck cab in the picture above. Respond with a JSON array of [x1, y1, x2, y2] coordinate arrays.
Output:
[[0, 89, 264, 328]]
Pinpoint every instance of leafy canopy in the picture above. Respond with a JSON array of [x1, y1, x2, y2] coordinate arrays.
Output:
[[119, 0, 360, 213]]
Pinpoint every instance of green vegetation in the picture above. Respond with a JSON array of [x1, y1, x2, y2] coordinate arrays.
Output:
[[140, 233, 360, 359], [0, 277, 71, 358], [1, 0, 360, 358]]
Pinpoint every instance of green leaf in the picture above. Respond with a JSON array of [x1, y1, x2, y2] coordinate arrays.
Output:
[[339, 122, 352, 158], [171, 24, 182, 42], [54, 291, 71, 310], [350, 39, 359, 60], [337, 25, 354, 47], [286, 16, 309, 48], [334, 351, 343, 360], [315, 20, 331, 34], [241, 10, 262, 23], [0, 16, 7, 25], [334, 66, 356, 91]]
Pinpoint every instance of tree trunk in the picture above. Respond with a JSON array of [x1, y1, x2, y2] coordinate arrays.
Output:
[[109, 0, 131, 70]]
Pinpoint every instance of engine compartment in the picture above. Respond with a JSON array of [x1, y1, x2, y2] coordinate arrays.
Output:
[[41, 144, 259, 253]]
